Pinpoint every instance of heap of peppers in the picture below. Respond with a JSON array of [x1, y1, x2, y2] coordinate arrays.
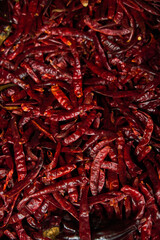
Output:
[[0, 0, 160, 239]]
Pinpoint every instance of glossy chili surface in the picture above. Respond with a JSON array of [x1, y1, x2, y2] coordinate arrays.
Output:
[[0, 0, 160, 239]]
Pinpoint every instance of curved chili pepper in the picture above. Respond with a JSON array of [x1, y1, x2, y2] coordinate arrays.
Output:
[[34, 199, 49, 221], [4, 230, 17, 239], [6, 152, 43, 198], [21, 62, 41, 84], [124, 196, 131, 219], [11, 116, 27, 181], [15, 221, 32, 240], [117, 132, 127, 186], [121, 186, 145, 219], [84, 15, 131, 36], [29, 59, 72, 81], [44, 104, 103, 121], [2, 143, 14, 170], [92, 33, 111, 71], [4, 13, 26, 47], [17, 176, 88, 210], [17, 45, 62, 66], [90, 138, 117, 158], [50, 28, 93, 41], [31, 119, 56, 142], [43, 164, 76, 183], [107, 0, 116, 19], [58, 155, 79, 203], [79, 184, 91, 240], [135, 112, 153, 155], [114, 4, 124, 24], [90, 145, 110, 196], [89, 192, 125, 207], [124, 144, 142, 177], [145, 160, 160, 206], [119, 0, 135, 42], [45, 142, 61, 171], [10, 208, 30, 225], [63, 111, 96, 146], [0, 69, 27, 89], [53, 191, 79, 221], [134, 0, 160, 15], [0, 1, 160, 239], [108, 170, 119, 191], [139, 182, 160, 223], [123, 0, 143, 12], [71, 41, 83, 98], [84, 59, 116, 82], [2, 193, 19, 228], [82, 135, 100, 152], [51, 85, 73, 110], [101, 161, 118, 172], [141, 214, 152, 240], [98, 169, 105, 193]]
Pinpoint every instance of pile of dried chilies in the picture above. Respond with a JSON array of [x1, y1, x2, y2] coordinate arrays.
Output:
[[0, 0, 160, 239]]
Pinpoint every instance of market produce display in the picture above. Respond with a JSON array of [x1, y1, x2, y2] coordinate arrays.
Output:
[[0, 0, 160, 239]]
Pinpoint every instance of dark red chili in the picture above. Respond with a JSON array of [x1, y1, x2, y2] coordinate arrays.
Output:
[[0, 0, 160, 239]]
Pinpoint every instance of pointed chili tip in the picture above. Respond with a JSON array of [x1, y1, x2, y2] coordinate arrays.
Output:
[[35, 88, 44, 92], [80, 0, 89, 7], [77, 94, 83, 98], [64, 39, 72, 46], [21, 104, 28, 112], [67, 41, 72, 46], [73, 164, 77, 169]]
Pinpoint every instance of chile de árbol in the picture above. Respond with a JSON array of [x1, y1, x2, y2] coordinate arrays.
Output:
[[0, 0, 160, 239]]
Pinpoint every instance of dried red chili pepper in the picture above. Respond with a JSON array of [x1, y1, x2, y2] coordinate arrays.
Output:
[[63, 110, 96, 146], [135, 112, 154, 155], [141, 214, 152, 240], [45, 142, 61, 171], [21, 62, 41, 84], [145, 160, 160, 206], [134, 0, 160, 15], [121, 186, 145, 219], [45, 104, 103, 121], [124, 144, 142, 177], [89, 192, 125, 207], [43, 163, 76, 183], [84, 59, 116, 82], [6, 153, 43, 198], [31, 119, 56, 142], [84, 15, 131, 36], [11, 115, 27, 181], [101, 161, 118, 172], [4, 230, 17, 239], [90, 145, 110, 196], [117, 132, 127, 186], [53, 191, 79, 221], [79, 184, 91, 240], [15, 220, 32, 240], [17, 176, 88, 210], [51, 85, 73, 110], [71, 41, 83, 98], [90, 137, 116, 158], [0, 1, 160, 239], [139, 182, 160, 224]]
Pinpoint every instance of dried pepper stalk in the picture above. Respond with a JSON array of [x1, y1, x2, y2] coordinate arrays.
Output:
[[0, 0, 160, 239]]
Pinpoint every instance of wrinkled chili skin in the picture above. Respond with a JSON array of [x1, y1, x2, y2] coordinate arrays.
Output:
[[0, 0, 160, 239]]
